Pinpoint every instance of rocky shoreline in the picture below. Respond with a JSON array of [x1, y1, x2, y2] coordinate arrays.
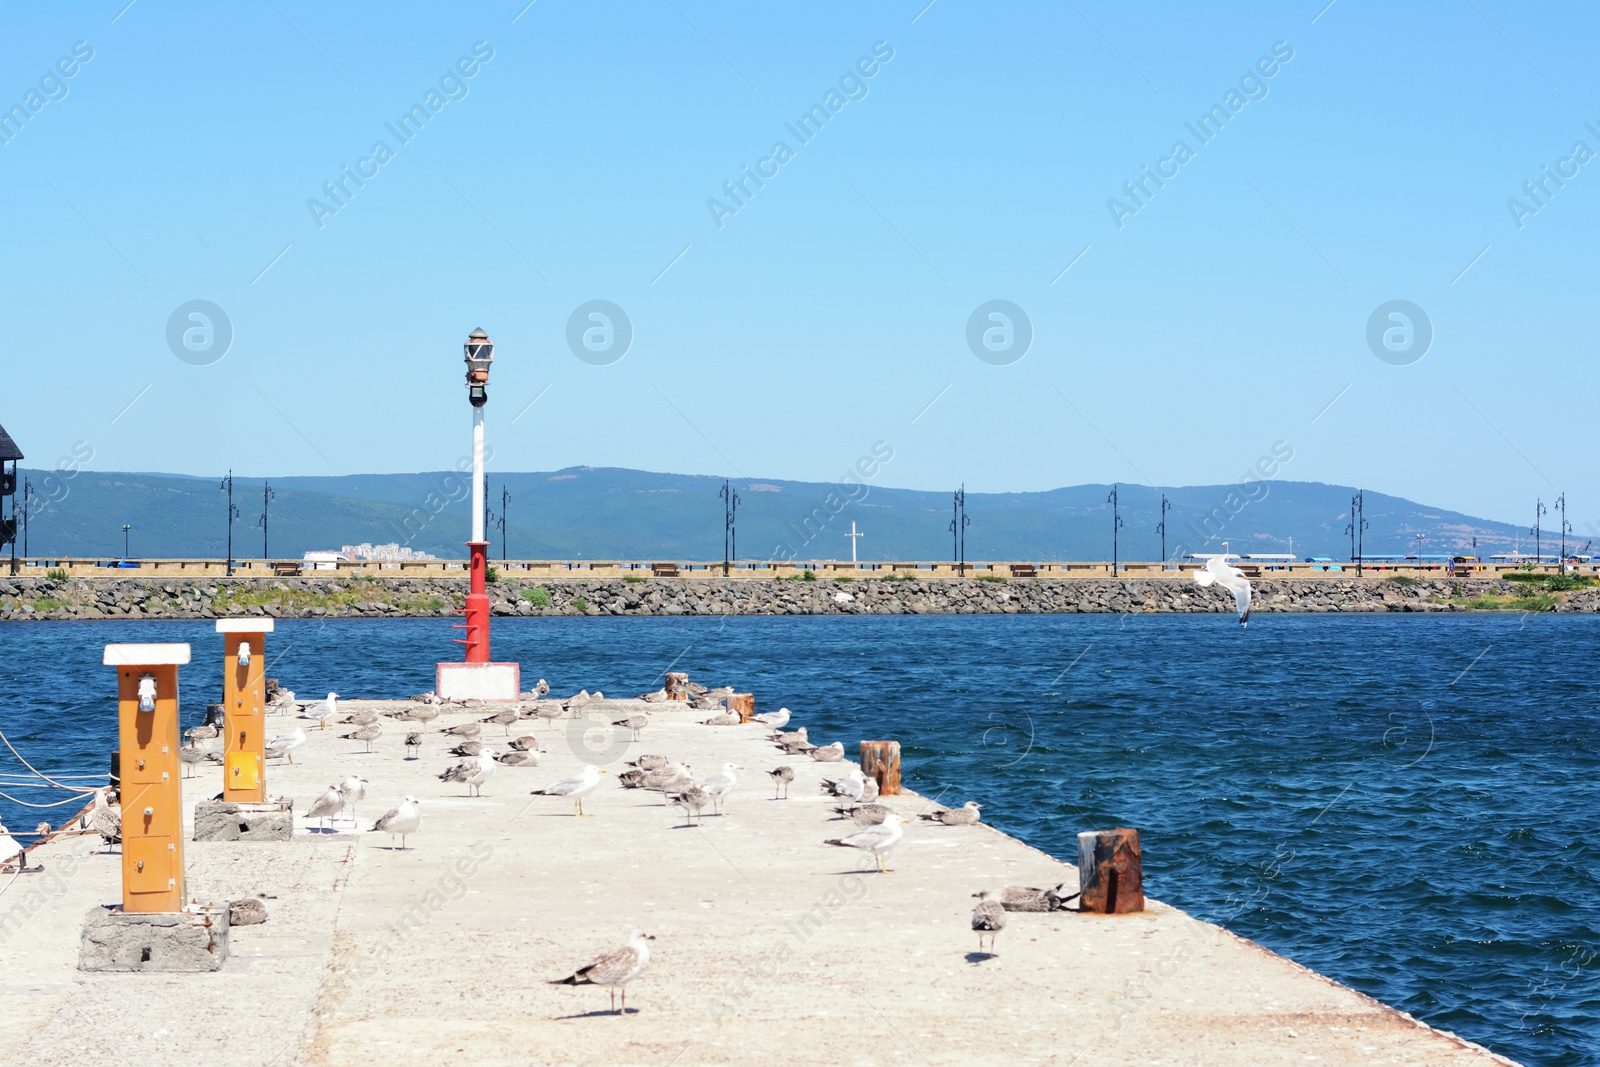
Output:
[[1, 574, 1596, 622]]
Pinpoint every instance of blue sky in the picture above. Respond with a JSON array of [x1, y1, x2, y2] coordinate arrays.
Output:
[[1, 1, 1595, 532]]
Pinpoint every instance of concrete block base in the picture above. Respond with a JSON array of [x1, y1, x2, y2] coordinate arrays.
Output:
[[437, 661, 521, 701], [79, 906, 230, 972], [193, 800, 294, 842]]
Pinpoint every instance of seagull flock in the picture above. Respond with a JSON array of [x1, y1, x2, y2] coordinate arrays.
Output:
[[156, 675, 1074, 1017]]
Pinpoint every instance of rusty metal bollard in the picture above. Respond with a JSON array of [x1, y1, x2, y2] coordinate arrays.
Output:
[[1076, 828, 1144, 914], [859, 740, 901, 796]]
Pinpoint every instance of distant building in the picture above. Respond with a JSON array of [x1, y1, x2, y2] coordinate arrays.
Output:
[[301, 551, 342, 571]]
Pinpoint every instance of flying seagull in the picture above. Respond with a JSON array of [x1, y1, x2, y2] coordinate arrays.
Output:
[[1194, 543, 1252, 625]]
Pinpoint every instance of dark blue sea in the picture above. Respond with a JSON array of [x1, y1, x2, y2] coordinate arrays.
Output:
[[2, 613, 1595, 1065]]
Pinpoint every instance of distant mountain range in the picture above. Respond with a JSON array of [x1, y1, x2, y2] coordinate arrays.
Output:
[[7, 465, 1559, 563]]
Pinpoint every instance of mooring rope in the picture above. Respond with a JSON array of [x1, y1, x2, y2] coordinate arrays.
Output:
[[0, 723, 104, 792]]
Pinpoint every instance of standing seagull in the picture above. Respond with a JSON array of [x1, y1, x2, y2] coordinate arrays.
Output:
[[1194, 544, 1252, 625], [439, 751, 498, 797], [531, 765, 604, 816], [304, 784, 345, 833], [342, 721, 382, 753], [768, 765, 794, 799], [266, 726, 307, 765], [700, 763, 739, 815], [550, 931, 654, 1015], [339, 774, 368, 825], [404, 732, 423, 759], [481, 707, 520, 734], [370, 796, 421, 850], [971, 890, 1008, 954], [611, 713, 648, 740], [824, 812, 907, 872], [303, 692, 339, 730]]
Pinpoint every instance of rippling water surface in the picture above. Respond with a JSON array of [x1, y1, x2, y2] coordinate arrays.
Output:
[[2, 613, 1595, 1064]]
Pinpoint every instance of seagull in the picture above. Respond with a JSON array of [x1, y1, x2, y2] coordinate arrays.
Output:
[[752, 706, 790, 729], [550, 930, 654, 1015], [773, 726, 809, 749], [266, 726, 307, 765], [86, 787, 121, 852], [339, 709, 379, 726], [404, 732, 423, 759], [821, 766, 866, 802], [612, 713, 648, 740], [184, 722, 220, 741], [833, 802, 892, 825], [480, 707, 520, 734], [700, 711, 740, 727], [342, 722, 381, 753], [809, 742, 845, 763], [971, 890, 1008, 954], [700, 763, 739, 815], [639, 688, 669, 703], [627, 754, 668, 771], [921, 801, 982, 826], [533, 704, 565, 729], [179, 740, 208, 779], [439, 751, 498, 797], [532, 765, 604, 816], [442, 722, 482, 739], [768, 765, 794, 799], [507, 735, 543, 752], [995, 884, 1076, 912], [450, 740, 485, 757], [303, 692, 339, 729], [339, 775, 368, 824], [495, 750, 540, 768], [532, 678, 550, 698], [824, 813, 907, 872], [0, 822, 22, 867], [404, 701, 441, 724], [304, 784, 345, 833], [668, 785, 710, 825], [370, 796, 421, 850], [1194, 544, 1252, 625]]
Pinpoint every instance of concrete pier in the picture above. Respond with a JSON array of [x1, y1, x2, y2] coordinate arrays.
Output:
[[0, 697, 1516, 1066]]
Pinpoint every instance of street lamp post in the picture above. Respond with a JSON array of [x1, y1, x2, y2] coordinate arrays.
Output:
[[1157, 493, 1170, 566], [220, 470, 239, 575], [460, 328, 494, 664], [1533, 499, 1546, 569], [259, 482, 275, 559], [719, 479, 740, 577], [122, 523, 131, 559], [1557, 493, 1570, 573], [1107, 485, 1123, 574], [949, 485, 969, 576]]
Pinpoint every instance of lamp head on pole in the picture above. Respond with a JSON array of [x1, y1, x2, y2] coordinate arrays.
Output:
[[464, 328, 493, 407]]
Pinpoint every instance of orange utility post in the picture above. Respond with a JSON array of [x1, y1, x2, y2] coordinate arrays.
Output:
[[103, 643, 191, 914], [217, 619, 273, 804]]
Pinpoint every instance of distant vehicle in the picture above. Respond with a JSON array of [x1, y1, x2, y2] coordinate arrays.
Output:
[[1304, 557, 1343, 571], [97, 559, 140, 569]]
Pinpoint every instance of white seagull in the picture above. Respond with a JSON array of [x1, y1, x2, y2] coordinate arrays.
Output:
[[752, 706, 790, 729], [824, 812, 907, 872], [304, 784, 345, 833], [304, 692, 339, 729], [1194, 544, 1252, 626], [266, 726, 308, 765], [339, 774, 369, 824], [439, 751, 498, 797], [700, 762, 739, 815], [532, 764, 604, 816], [370, 796, 421, 850]]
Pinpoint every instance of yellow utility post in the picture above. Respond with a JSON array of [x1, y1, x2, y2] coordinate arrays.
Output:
[[216, 619, 273, 804], [103, 643, 191, 914]]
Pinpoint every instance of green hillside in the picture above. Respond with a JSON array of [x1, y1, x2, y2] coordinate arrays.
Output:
[[8, 466, 1542, 563]]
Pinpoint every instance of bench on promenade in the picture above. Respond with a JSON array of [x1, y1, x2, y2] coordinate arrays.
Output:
[[651, 562, 679, 577], [272, 562, 302, 577]]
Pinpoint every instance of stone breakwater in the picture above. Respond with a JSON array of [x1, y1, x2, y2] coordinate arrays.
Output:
[[0, 574, 1594, 622]]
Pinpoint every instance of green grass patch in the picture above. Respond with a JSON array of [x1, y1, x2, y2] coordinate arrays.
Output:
[[878, 573, 914, 582], [801, 570, 817, 581], [976, 574, 1006, 583], [45, 568, 68, 581], [485, 566, 499, 584], [833, 576, 853, 583], [1452, 593, 1560, 612], [624, 574, 647, 583], [1384, 575, 1419, 587], [570, 596, 589, 612], [1503, 573, 1594, 591], [521, 587, 550, 607], [31, 598, 63, 611]]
